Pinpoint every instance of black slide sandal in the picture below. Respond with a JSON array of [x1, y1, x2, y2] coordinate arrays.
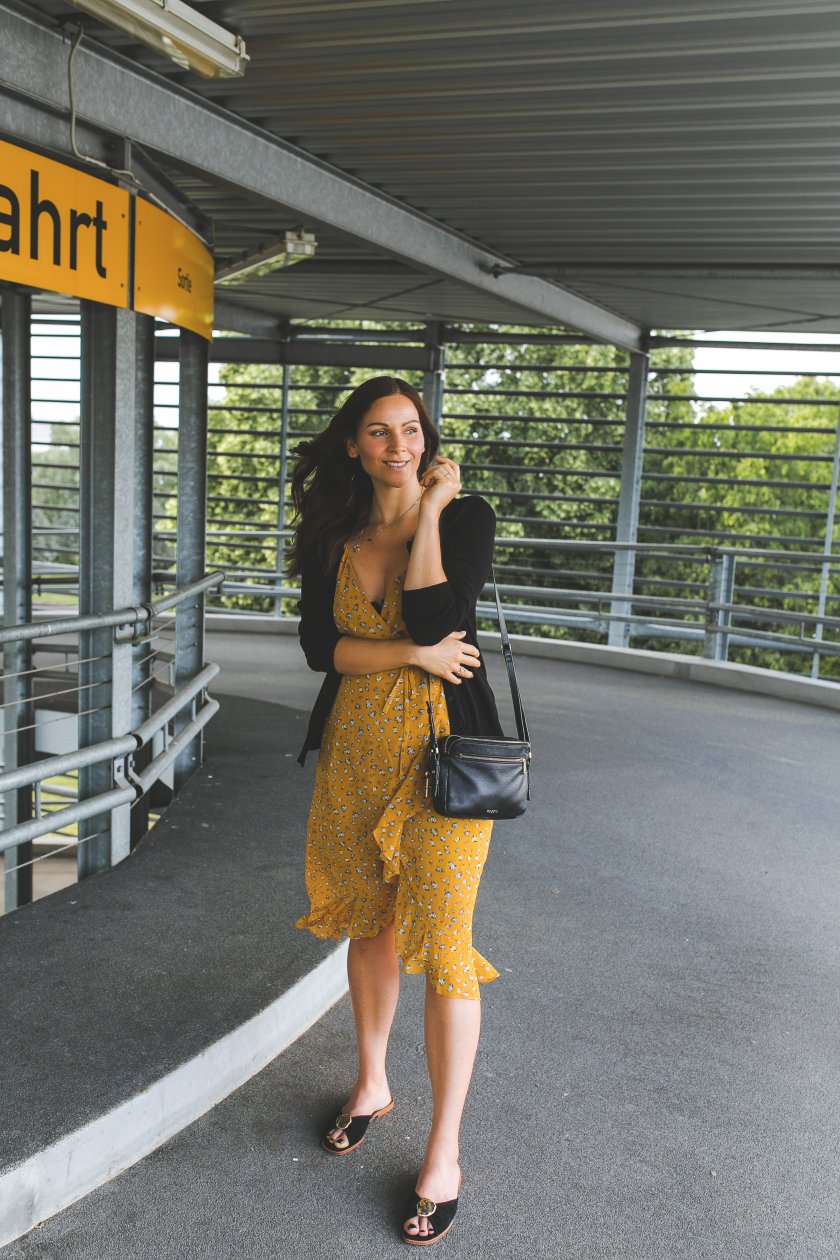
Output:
[[402, 1172, 462, 1246], [320, 1098, 395, 1155]]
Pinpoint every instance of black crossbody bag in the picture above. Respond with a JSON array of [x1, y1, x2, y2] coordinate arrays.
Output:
[[425, 568, 531, 820]]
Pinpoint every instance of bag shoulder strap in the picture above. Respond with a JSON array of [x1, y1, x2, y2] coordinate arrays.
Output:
[[492, 565, 529, 745], [426, 567, 530, 749]]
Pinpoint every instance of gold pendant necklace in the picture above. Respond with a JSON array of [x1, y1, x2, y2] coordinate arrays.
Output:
[[350, 492, 422, 553]]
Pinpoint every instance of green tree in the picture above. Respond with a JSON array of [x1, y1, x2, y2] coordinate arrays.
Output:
[[440, 326, 695, 643], [638, 373, 840, 677], [201, 325, 840, 679], [31, 420, 79, 602]]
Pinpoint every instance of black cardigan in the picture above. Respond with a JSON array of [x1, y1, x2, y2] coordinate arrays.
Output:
[[296, 494, 503, 765]]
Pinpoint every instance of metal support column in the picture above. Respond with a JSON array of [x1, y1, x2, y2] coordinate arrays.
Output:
[[609, 349, 648, 647], [274, 362, 291, 617], [704, 551, 736, 661], [131, 314, 156, 844], [78, 303, 138, 875], [173, 329, 208, 790], [422, 322, 445, 432], [2, 287, 34, 910], [811, 404, 840, 679]]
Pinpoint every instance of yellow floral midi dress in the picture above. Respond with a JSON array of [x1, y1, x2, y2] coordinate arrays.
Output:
[[295, 544, 498, 1000]]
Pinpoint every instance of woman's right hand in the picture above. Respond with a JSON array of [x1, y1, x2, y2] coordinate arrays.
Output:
[[415, 630, 480, 684]]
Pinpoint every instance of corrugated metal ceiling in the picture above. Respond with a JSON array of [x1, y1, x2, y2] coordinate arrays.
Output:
[[18, 0, 840, 333]]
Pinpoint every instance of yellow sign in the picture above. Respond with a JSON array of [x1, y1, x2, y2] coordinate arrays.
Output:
[[0, 140, 214, 338], [134, 198, 214, 340], [0, 138, 130, 307]]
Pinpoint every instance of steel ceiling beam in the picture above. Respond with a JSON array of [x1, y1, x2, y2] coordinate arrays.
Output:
[[0, 5, 644, 351], [154, 334, 429, 370], [1, 87, 212, 239]]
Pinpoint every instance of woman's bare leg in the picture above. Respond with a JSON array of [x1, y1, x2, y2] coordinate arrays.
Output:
[[324, 921, 400, 1145], [403, 981, 481, 1240]]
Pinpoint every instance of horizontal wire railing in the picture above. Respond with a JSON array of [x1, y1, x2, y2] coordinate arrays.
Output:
[[182, 327, 837, 676], [200, 537, 840, 664], [22, 319, 840, 686], [0, 574, 225, 896]]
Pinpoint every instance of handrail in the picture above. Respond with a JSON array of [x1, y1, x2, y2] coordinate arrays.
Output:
[[147, 572, 226, 615], [0, 736, 139, 795], [0, 664, 221, 800], [710, 601, 840, 632], [0, 788, 137, 853], [133, 663, 219, 746], [134, 698, 219, 794], [0, 687, 220, 854], [0, 573, 226, 861], [0, 571, 225, 645], [492, 538, 840, 565]]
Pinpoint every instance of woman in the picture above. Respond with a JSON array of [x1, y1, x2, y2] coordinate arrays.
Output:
[[289, 376, 503, 1245]]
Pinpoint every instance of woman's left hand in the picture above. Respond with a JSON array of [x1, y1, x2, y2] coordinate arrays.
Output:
[[419, 456, 461, 514]]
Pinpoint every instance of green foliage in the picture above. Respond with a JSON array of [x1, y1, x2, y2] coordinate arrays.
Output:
[[30, 323, 838, 679], [31, 421, 79, 598], [155, 425, 179, 579], [637, 372, 840, 677], [437, 328, 696, 645]]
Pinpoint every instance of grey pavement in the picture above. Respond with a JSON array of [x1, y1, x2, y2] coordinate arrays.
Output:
[[4, 634, 840, 1259]]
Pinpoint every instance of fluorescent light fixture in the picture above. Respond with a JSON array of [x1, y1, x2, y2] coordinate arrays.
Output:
[[215, 230, 319, 286], [67, 0, 249, 78]]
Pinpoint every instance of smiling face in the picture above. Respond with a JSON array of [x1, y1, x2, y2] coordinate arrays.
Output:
[[346, 393, 429, 488]]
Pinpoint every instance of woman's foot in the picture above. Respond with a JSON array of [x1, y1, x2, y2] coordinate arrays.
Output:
[[403, 1158, 462, 1242], [323, 1078, 392, 1150]]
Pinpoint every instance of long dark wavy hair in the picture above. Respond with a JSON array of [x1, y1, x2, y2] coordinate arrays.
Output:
[[286, 376, 439, 576]]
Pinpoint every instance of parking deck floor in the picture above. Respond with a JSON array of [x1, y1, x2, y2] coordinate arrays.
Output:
[[4, 634, 838, 1259]]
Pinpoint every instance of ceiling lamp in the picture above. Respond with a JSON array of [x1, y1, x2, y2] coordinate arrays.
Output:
[[66, 0, 249, 78], [215, 229, 319, 286]]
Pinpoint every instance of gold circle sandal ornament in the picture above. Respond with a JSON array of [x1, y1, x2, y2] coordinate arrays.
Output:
[[402, 1170, 462, 1245], [320, 1098, 396, 1156]]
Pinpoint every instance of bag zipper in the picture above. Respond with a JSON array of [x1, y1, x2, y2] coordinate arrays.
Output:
[[456, 752, 528, 772]]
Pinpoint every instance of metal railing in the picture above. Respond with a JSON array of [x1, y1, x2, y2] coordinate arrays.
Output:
[[202, 536, 840, 673], [28, 319, 840, 657], [184, 327, 838, 683], [487, 538, 840, 667], [23, 319, 840, 685], [0, 572, 224, 906]]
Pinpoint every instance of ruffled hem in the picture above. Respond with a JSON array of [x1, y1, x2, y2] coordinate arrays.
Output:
[[398, 934, 500, 1000], [294, 898, 393, 942]]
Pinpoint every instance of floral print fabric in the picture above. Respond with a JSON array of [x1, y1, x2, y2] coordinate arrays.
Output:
[[295, 544, 497, 999]]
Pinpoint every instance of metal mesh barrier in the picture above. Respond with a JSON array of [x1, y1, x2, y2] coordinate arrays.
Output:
[[153, 333, 180, 583]]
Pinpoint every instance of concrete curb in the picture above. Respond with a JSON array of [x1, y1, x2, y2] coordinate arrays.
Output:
[[0, 943, 348, 1248], [483, 632, 840, 712]]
